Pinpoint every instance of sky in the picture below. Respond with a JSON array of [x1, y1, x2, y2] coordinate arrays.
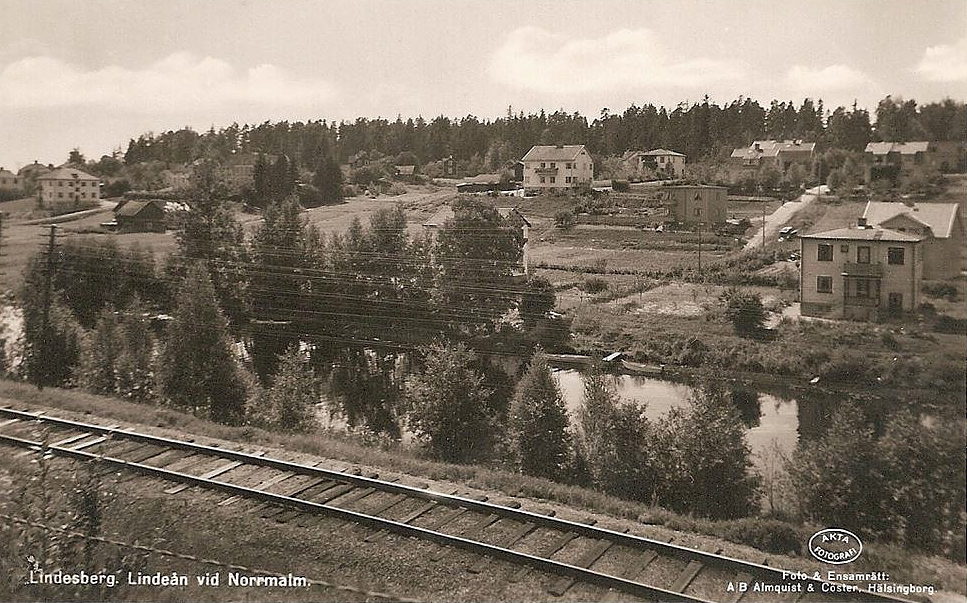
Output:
[[1, 0, 965, 169]]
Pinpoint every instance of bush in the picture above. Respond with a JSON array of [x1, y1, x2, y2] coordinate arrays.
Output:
[[554, 210, 575, 230], [708, 518, 804, 555], [719, 287, 766, 336], [612, 180, 631, 192], [922, 282, 958, 301], [933, 315, 967, 335], [581, 277, 609, 294]]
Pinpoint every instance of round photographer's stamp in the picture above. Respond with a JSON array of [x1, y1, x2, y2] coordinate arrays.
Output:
[[808, 528, 863, 564]]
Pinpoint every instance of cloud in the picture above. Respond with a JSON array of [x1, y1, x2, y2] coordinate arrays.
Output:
[[489, 27, 745, 94], [916, 37, 967, 82], [0, 52, 337, 113], [784, 64, 877, 92]]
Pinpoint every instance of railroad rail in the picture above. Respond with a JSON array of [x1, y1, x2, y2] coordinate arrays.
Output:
[[0, 406, 914, 603]]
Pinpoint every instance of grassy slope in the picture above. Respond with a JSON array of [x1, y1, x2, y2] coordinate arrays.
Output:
[[0, 379, 963, 596]]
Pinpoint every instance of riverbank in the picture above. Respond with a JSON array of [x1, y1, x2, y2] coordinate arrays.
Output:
[[564, 299, 967, 405], [0, 378, 963, 598]]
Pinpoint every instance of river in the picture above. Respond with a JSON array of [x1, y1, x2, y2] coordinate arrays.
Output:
[[551, 368, 834, 470]]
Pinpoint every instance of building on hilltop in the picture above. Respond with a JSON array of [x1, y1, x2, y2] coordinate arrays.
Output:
[[799, 220, 923, 321], [862, 201, 964, 280], [730, 140, 815, 172], [521, 145, 593, 192], [0, 168, 22, 193], [36, 167, 100, 206]]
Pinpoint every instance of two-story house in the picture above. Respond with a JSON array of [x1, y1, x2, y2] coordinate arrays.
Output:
[[662, 185, 728, 224], [730, 140, 815, 172], [863, 141, 931, 183], [862, 201, 964, 280], [799, 220, 923, 321], [36, 167, 101, 206], [521, 145, 593, 192]]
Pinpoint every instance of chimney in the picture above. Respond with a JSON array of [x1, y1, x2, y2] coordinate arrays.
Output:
[[857, 217, 868, 228]]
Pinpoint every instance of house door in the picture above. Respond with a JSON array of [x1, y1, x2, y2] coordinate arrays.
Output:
[[888, 292, 903, 313]]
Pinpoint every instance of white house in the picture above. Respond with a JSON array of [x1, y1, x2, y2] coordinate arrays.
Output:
[[521, 145, 593, 192]]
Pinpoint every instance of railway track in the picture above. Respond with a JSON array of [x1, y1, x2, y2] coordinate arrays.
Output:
[[0, 406, 914, 603]]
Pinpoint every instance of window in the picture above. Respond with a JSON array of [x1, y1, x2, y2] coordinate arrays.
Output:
[[817, 244, 833, 261], [888, 247, 905, 265], [857, 246, 870, 264], [539, 177, 545, 184], [550, 177, 556, 184], [59, 181, 64, 187], [58, 192, 63, 198], [694, 208, 701, 216], [565, 176, 572, 183], [550, 163, 556, 168], [840, 244, 849, 253], [566, 162, 572, 169], [659, 156, 665, 163], [855, 279, 869, 297], [540, 162, 545, 168], [817, 276, 832, 293]]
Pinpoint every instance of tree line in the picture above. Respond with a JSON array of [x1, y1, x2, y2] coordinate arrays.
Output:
[[113, 97, 965, 176]]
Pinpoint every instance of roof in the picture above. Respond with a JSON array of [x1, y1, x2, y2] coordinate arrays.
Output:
[[423, 206, 455, 228], [800, 226, 923, 242], [466, 173, 501, 184], [732, 140, 815, 159], [116, 200, 164, 217], [496, 207, 532, 227], [18, 162, 51, 176], [643, 148, 685, 157], [864, 141, 930, 155], [36, 167, 98, 181], [423, 205, 531, 228], [863, 201, 960, 239], [395, 165, 416, 175], [522, 145, 587, 162], [0, 169, 17, 178]]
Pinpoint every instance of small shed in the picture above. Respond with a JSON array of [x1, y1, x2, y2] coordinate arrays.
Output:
[[115, 199, 166, 233]]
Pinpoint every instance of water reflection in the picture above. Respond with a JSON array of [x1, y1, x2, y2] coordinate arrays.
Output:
[[551, 368, 837, 467]]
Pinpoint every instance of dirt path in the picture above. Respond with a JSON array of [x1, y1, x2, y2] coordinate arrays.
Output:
[[744, 185, 827, 250]]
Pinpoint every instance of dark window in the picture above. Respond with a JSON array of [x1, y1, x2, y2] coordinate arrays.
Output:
[[840, 244, 849, 253], [550, 177, 555, 184], [888, 247, 905, 265], [818, 244, 833, 261], [694, 208, 701, 216], [817, 276, 832, 293], [857, 246, 871, 264], [856, 279, 869, 297]]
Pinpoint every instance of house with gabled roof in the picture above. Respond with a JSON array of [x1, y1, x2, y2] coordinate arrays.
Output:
[[862, 201, 964, 279], [521, 145, 593, 192], [799, 221, 923, 321], [114, 199, 166, 233]]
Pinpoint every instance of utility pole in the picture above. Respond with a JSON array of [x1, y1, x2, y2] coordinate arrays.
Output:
[[697, 221, 702, 275], [37, 224, 57, 389]]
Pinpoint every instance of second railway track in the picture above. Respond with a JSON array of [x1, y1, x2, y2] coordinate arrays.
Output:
[[0, 405, 914, 603]]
